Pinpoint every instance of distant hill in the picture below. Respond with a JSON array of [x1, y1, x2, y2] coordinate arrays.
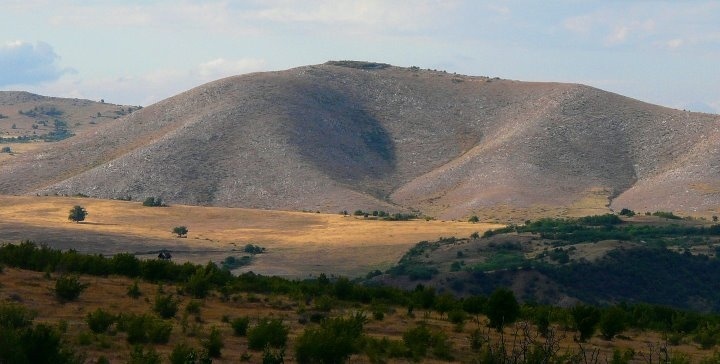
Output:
[[0, 62, 717, 218]]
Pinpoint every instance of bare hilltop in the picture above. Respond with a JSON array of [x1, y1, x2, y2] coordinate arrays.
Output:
[[0, 61, 718, 219]]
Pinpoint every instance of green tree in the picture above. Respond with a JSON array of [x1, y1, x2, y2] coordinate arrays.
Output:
[[172, 226, 188, 238], [295, 313, 367, 364], [468, 215, 480, 223], [54, 275, 88, 302], [600, 307, 627, 340], [571, 304, 600, 342], [68, 205, 88, 223], [247, 318, 288, 350], [486, 288, 520, 331]]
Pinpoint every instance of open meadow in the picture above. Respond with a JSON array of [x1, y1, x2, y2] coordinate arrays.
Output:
[[0, 195, 501, 278]]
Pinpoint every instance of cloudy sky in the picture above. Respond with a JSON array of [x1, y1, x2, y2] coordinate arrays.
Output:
[[1, 1, 718, 113]]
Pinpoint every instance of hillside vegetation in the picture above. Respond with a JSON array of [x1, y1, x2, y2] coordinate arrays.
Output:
[[0, 62, 718, 218], [3, 243, 720, 363], [374, 213, 720, 312]]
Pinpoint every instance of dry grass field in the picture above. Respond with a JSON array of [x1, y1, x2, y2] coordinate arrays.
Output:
[[0, 195, 501, 278], [0, 267, 713, 363]]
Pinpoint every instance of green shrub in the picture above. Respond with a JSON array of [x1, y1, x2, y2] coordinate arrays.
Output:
[[247, 318, 289, 350], [169, 343, 211, 364], [128, 345, 161, 364], [142, 197, 164, 207], [86, 308, 116, 333], [127, 281, 142, 299], [295, 313, 367, 364], [185, 300, 202, 315], [231, 317, 250, 336], [119, 313, 172, 344], [599, 307, 627, 340], [0, 302, 35, 328], [153, 294, 178, 319], [202, 326, 224, 358], [486, 288, 520, 331], [54, 275, 89, 302]]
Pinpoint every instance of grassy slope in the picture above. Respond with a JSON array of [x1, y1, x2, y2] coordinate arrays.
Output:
[[0, 267, 713, 363], [0, 195, 499, 278]]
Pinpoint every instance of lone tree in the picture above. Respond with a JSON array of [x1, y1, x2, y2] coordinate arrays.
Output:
[[486, 288, 520, 331], [68, 205, 88, 223], [172, 226, 188, 238]]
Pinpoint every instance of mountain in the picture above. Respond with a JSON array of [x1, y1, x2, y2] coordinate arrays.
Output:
[[0, 61, 717, 219]]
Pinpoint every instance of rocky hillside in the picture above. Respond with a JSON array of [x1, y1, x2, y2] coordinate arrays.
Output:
[[0, 61, 717, 218]]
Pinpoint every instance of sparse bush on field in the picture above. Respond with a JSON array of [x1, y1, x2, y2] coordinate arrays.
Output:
[[652, 211, 682, 220], [142, 197, 165, 207], [295, 312, 367, 364], [119, 313, 172, 344], [153, 294, 179, 319], [172, 226, 188, 237], [169, 342, 211, 364], [86, 308, 116, 333], [402, 322, 454, 361], [127, 281, 142, 298], [247, 318, 289, 350], [202, 326, 224, 358], [128, 345, 161, 364], [231, 316, 250, 336], [619, 208, 636, 217], [1, 146, 10, 153], [468, 215, 479, 223], [54, 275, 89, 302]]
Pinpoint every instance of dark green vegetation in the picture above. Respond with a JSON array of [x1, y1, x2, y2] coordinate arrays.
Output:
[[0, 303, 82, 364], [5, 240, 720, 362], [142, 197, 165, 207], [67, 205, 87, 223], [351, 209, 419, 221], [381, 213, 720, 311]]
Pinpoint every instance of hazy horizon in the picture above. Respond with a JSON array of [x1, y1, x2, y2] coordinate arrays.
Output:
[[1, 1, 718, 113]]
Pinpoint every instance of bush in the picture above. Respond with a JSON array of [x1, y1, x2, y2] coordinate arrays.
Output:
[[247, 318, 289, 350], [142, 197, 164, 207], [128, 345, 161, 364], [169, 343, 211, 364], [231, 317, 250, 336], [127, 281, 142, 298], [468, 215, 479, 223], [402, 323, 454, 361], [86, 308, 116, 333], [119, 313, 172, 344], [202, 326, 224, 358], [295, 313, 367, 364], [54, 275, 89, 302], [153, 294, 179, 319]]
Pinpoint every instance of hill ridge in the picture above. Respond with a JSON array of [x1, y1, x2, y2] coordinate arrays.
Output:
[[0, 62, 718, 218]]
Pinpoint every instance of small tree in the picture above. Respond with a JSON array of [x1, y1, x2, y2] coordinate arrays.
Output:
[[68, 205, 88, 223], [54, 275, 89, 302], [571, 304, 600, 342], [1, 146, 10, 153], [713, 216, 718, 222], [172, 226, 188, 238], [468, 215, 479, 223], [486, 288, 519, 331]]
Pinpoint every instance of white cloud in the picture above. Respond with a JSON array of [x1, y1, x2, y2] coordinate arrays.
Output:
[[605, 25, 629, 45], [0, 41, 72, 86], [17, 57, 268, 106], [197, 58, 266, 80]]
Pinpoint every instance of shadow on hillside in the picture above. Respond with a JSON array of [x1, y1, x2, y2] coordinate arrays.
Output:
[[286, 85, 396, 189]]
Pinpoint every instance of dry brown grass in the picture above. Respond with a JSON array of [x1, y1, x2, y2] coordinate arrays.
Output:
[[0, 195, 501, 278], [0, 267, 714, 363]]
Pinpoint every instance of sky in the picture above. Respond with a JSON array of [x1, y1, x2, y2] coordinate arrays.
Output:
[[0, 0, 718, 113]]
